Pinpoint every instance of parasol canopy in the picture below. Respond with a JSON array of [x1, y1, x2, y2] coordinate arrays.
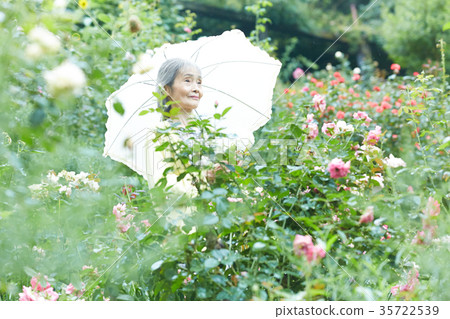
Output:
[[104, 29, 281, 186]]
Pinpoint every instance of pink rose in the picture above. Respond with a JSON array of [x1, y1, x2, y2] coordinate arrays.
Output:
[[31, 276, 51, 292], [401, 269, 419, 293], [304, 123, 318, 140], [359, 206, 374, 224], [365, 126, 382, 145], [390, 63, 401, 73], [353, 111, 372, 125], [293, 234, 313, 256], [119, 223, 131, 233], [19, 286, 39, 301], [336, 111, 345, 119], [293, 235, 325, 263], [19, 276, 59, 301], [183, 27, 192, 33], [327, 158, 351, 179], [424, 197, 440, 217], [312, 94, 326, 112], [112, 203, 127, 220], [411, 230, 425, 245], [321, 122, 335, 137], [391, 285, 400, 296], [141, 219, 151, 227], [305, 245, 326, 262], [42, 287, 59, 301], [292, 67, 304, 79], [65, 283, 75, 295]]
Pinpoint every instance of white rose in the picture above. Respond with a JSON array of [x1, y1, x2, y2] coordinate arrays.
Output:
[[25, 43, 44, 60], [326, 63, 333, 71], [336, 120, 354, 133], [132, 53, 154, 74], [75, 171, 90, 183], [53, 0, 68, 11], [167, 173, 198, 198], [0, 12, 6, 23], [353, 67, 361, 74], [44, 61, 86, 97], [46, 171, 60, 184], [383, 154, 406, 168], [87, 180, 100, 191], [335, 51, 343, 59], [59, 185, 72, 196], [28, 26, 61, 54], [371, 173, 384, 188], [29, 184, 43, 192]]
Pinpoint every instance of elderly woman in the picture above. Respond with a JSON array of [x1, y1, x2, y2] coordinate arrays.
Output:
[[146, 58, 209, 225], [157, 58, 203, 126], [148, 58, 207, 201]]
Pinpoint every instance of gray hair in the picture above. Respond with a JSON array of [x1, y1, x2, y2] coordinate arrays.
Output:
[[156, 58, 201, 112]]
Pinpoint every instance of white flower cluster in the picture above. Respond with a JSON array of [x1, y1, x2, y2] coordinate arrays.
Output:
[[25, 26, 61, 60], [44, 61, 86, 97], [383, 154, 406, 168], [432, 235, 450, 245], [28, 170, 100, 198], [355, 144, 381, 162], [335, 120, 354, 134], [348, 173, 385, 196]]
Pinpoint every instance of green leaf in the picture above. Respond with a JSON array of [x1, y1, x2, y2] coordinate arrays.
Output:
[[216, 197, 229, 214], [97, 13, 111, 23], [214, 113, 221, 119], [252, 242, 266, 250], [443, 22, 450, 31], [155, 142, 169, 151], [211, 275, 226, 286], [139, 110, 149, 116], [29, 108, 46, 127], [203, 214, 219, 225], [200, 191, 214, 200], [204, 258, 219, 269], [326, 235, 338, 251], [177, 172, 187, 182], [213, 188, 227, 196], [151, 260, 164, 271], [290, 124, 304, 138], [222, 106, 232, 117], [113, 102, 124, 116], [24, 266, 38, 278], [235, 166, 244, 174], [437, 136, 450, 150]]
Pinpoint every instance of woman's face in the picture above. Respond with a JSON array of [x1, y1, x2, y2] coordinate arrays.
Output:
[[166, 66, 203, 113]]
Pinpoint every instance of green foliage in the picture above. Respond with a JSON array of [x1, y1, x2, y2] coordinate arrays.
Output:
[[378, 0, 450, 71], [245, 0, 277, 56]]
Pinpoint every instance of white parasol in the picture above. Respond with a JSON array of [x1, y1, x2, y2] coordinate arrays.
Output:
[[103, 29, 281, 187]]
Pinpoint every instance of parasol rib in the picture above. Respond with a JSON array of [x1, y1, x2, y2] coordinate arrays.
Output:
[[108, 80, 157, 100]]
